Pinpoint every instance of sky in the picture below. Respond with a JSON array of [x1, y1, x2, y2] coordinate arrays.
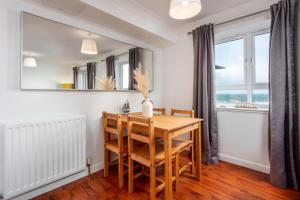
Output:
[[215, 33, 270, 86]]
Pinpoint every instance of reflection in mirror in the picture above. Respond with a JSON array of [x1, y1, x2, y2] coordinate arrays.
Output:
[[21, 12, 154, 91]]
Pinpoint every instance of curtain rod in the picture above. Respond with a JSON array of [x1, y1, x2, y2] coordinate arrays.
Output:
[[77, 63, 97, 68], [76, 51, 130, 67], [77, 64, 88, 68], [100, 52, 129, 62], [187, 9, 270, 35]]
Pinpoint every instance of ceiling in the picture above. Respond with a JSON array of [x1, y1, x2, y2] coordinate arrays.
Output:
[[28, 0, 255, 27], [23, 12, 132, 66], [128, 0, 252, 26], [23, 0, 177, 46], [22, 0, 270, 47]]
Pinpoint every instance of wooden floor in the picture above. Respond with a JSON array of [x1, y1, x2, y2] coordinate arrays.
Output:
[[33, 161, 300, 200]]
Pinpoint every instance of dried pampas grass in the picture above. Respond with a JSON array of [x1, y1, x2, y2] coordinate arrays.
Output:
[[96, 76, 116, 90], [133, 63, 148, 99]]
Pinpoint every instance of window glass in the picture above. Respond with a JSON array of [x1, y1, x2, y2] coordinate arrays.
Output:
[[215, 39, 245, 86], [252, 89, 269, 105], [254, 33, 270, 83], [122, 63, 129, 89], [215, 31, 270, 108], [216, 90, 247, 104]]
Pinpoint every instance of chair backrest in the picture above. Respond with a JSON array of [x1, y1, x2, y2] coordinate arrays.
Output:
[[127, 115, 156, 164], [153, 108, 165, 115], [171, 108, 195, 118], [102, 112, 123, 151]]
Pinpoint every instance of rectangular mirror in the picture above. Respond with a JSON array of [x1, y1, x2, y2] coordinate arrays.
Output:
[[21, 12, 154, 91]]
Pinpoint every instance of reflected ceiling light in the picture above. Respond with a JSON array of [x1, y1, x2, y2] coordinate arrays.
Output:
[[169, 0, 202, 19], [23, 57, 37, 67], [81, 35, 98, 55]]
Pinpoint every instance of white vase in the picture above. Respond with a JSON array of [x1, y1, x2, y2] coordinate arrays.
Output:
[[142, 99, 153, 118]]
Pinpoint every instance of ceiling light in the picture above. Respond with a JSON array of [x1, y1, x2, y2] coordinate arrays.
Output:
[[169, 0, 202, 19], [182, 0, 189, 7], [81, 38, 98, 55], [24, 57, 37, 67]]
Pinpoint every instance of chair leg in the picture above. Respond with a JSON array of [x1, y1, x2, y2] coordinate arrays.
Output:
[[191, 132, 195, 176], [175, 154, 180, 191], [189, 131, 193, 158], [118, 154, 124, 188], [150, 166, 156, 200], [104, 148, 109, 177], [128, 156, 134, 193]]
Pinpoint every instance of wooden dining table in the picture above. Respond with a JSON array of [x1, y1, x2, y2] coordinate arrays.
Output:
[[121, 113, 203, 200]]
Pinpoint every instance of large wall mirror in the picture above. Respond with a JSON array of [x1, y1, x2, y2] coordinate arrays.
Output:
[[21, 12, 154, 91]]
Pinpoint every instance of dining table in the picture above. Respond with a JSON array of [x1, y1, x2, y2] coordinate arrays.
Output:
[[120, 113, 203, 200]]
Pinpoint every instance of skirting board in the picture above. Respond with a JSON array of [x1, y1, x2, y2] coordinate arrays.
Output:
[[10, 162, 104, 200], [219, 153, 270, 174]]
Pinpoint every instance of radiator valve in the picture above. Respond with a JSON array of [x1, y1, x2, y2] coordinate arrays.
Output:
[[87, 157, 91, 176]]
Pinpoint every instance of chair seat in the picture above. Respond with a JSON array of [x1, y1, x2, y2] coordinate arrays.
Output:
[[172, 138, 192, 153], [105, 137, 128, 153], [130, 139, 191, 166]]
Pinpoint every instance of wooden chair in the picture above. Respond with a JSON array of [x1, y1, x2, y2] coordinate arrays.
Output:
[[153, 108, 165, 115], [102, 112, 127, 188], [171, 109, 195, 118], [171, 109, 195, 183], [127, 115, 189, 200]]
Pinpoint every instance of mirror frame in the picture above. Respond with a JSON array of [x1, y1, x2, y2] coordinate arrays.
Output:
[[20, 11, 154, 92]]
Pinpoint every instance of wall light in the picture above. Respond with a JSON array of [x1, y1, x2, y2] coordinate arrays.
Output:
[[24, 57, 37, 67]]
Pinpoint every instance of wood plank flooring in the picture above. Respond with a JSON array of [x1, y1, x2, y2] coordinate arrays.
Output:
[[33, 161, 300, 200]]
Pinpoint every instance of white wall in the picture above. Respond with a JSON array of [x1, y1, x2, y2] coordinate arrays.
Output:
[[0, 125, 3, 196], [162, 13, 271, 173], [217, 109, 269, 173], [0, 0, 164, 177], [22, 62, 74, 89]]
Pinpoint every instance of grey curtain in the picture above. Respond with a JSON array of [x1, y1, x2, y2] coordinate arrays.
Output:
[[192, 24, 219, 164], [87, 62, 96, 90], [269, 0, 300, 190], [106, 56, 115, 79], [73, 67, 79, 89], [129, 47, 140, 90]]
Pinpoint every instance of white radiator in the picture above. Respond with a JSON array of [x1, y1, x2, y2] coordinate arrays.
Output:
[[0, 115, 86, 199]]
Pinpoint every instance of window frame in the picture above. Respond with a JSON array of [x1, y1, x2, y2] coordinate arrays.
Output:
[[215, 34, 247, 90], [215, 28, 270, 108], [251, 29, 270, 88]]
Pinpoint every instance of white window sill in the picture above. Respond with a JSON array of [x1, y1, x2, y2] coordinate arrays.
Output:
[[216, 106, 269, 114]]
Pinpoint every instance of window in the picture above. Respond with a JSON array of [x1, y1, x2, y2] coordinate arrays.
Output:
[[77, 69, 87, 89], [252, 89, 269, 105], [215, 39, 245, 86], [119, 62, 129, 89], [216, 90, 247, 104], [215, 31, 270, 107], [254, 33, 270, 83]]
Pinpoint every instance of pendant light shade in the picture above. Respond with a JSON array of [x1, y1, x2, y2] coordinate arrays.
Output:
[[169, 0, 202, 19], [24, 57, 37, 67], [81, 39, 98, 55]]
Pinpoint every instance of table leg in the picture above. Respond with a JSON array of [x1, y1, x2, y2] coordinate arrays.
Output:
[[195, 122, 202, 181], [164, 132, 172, 200]]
